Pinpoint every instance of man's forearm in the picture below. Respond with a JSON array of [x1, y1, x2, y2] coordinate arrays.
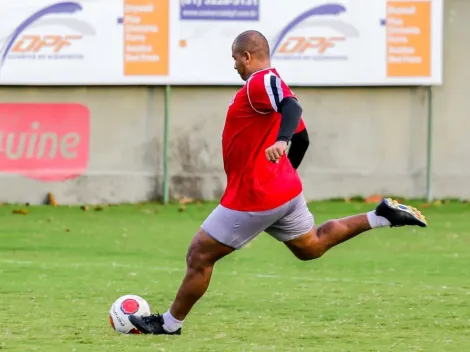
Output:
[[288, 128, 309, 169], [276, 97, 303, 143]]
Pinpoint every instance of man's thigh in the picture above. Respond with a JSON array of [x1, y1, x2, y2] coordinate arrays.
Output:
[[201, 203, 290, 249], [265, 194, 315, 242]]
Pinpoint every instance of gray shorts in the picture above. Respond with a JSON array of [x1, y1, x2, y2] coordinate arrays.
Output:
[[201, 193, 315, 249]]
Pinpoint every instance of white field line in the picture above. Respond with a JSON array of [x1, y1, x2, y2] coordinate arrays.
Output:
[[1, 259, 469, 293]]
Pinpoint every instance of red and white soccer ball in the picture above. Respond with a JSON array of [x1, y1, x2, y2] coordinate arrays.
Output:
[[109, 294, 151, 334]]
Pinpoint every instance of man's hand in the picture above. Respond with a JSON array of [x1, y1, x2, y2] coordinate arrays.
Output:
[[265, 141, 288, 163]]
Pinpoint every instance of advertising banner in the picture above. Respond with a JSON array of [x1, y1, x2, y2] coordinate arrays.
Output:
[[0, 0, 170, 84], [0, 0, 443, 86], [0, 103, 89, 181]]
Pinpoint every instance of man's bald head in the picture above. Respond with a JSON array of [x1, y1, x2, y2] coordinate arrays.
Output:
[[232, 30, 270, 60], [231, 30, 271, 81]]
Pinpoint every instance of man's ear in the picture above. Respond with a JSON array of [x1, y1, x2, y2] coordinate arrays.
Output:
[[243, 51, 252, 63]]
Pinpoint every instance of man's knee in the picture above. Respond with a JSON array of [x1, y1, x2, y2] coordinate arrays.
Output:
[[292, 219, 343, 260], [293, 247, 325, 261], [185, 229, 234, 271], [284, 227, 326, 261], [186, 241, 210, 272]]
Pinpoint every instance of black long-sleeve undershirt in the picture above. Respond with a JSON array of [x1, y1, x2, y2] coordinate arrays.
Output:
[[275, 97, 309, 169], [287, 128, 310, 169], [276, 97, 303, 143]]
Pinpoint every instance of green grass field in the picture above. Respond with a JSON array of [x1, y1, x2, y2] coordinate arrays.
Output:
[[1, 201, 469, 352]]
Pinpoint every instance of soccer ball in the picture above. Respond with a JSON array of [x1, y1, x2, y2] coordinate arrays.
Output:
[[109, 294, 151, 334]]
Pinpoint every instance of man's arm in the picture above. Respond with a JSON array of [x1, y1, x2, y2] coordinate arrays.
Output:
[[276, 97, 303, 143], [288, 128, 310, 169], [246, 71, 306, 163], [265, 97, 303, 163]]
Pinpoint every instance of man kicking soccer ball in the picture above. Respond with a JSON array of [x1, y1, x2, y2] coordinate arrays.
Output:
[[129, 30, 427, 335]]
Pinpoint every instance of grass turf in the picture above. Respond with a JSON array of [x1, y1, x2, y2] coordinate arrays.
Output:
[[0, 201, 469, 351]]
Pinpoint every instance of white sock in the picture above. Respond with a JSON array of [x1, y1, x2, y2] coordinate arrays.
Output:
[[162, 309, 184, 332], [367, 211, 391, 228]]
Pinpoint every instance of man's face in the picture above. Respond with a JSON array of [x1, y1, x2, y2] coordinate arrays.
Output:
[[232, 44, 251, 81]]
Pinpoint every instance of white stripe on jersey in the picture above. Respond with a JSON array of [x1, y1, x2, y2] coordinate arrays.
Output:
[[264, 71, 283, 112], [247, 71, 285, 114]]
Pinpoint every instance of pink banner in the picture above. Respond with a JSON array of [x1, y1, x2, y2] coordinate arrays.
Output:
[[0, 103, 90, 182]]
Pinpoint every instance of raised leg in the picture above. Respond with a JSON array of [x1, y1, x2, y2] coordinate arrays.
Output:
[[284, 198, 427, 261]]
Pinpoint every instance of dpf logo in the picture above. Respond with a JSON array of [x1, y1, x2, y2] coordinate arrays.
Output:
[[0, 2, 96, 71], [270, 4, 359, 61]]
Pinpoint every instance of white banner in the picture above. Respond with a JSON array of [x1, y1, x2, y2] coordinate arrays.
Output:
[[0, 0, 443, 86]]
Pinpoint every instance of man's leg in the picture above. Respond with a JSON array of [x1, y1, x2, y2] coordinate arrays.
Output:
[[268, 197, 427, 260], [166, 229, 233, 323], [285, 213, 372, 260], [129, 228, 232, 335], [129, 203, 288, 335]]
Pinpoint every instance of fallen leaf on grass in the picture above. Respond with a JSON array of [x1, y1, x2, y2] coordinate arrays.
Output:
[[365, 195, 382, 204], [47, 192, 57, 206], [142, 209, 158, 215], [179, 197, 195, 205]]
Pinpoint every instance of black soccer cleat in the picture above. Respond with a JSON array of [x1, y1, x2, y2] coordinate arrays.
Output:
[[128, 313, 182, 335], [375, 198, 427, 228]]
